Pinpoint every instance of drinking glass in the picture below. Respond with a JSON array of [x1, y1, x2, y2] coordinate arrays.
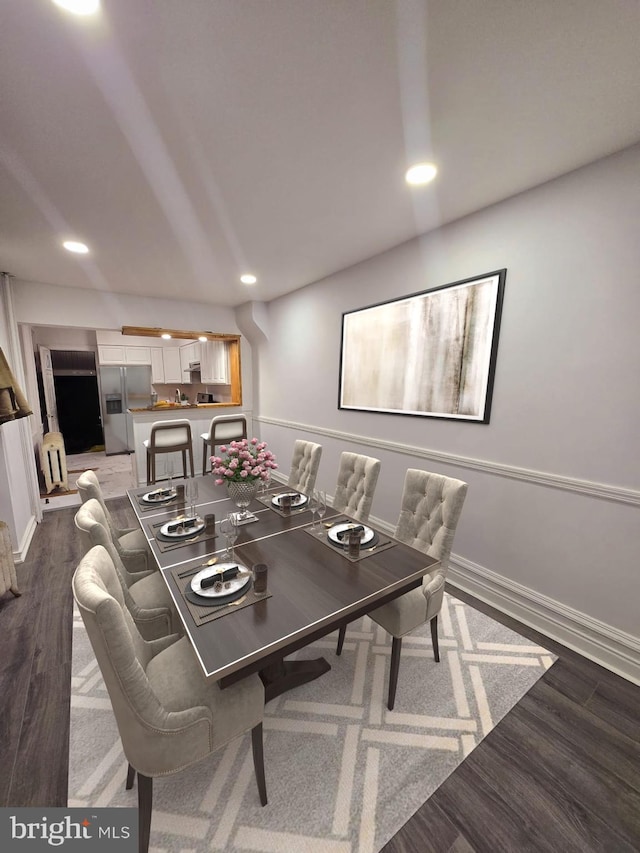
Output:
[[315, 489, 327, 535], [185, 478, 199, 517], [308, 491, 319, 533], [220, 513, 239, 561], [165, 455, 174, 491]]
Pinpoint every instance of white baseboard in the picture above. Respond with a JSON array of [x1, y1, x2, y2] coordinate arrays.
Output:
[[448, 554, 640, 686], [14, 514, 38, 564]]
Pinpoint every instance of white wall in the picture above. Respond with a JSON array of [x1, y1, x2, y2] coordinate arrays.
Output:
[[253, 144, 640, 681]]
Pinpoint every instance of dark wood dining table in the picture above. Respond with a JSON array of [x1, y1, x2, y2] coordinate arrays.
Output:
[[127, 476, 438, 701]]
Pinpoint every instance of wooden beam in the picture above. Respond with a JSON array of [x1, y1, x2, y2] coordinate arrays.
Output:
[[121, 325, 240, 344]]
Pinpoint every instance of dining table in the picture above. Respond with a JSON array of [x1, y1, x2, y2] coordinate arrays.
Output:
[[127, 475, 438, 701]]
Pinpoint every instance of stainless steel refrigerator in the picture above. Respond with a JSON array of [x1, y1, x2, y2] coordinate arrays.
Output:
[[99, 365, 152, 454]]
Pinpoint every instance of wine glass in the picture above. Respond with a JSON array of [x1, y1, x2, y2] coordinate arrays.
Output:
[[220, 513, 239, 562], [315, 489, 327, 535], [165, 454, 174, 491], [308, 490, 319, 534], [185, 477, 199, 517]]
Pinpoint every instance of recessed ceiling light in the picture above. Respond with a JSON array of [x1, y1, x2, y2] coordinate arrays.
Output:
[[52, 0, 100, 15], [63, 240, 89, 254], [198, 336, 208, 342], [240, 274, 257, 285], [161, 333, 172, 340], [405, 162, 438, 186]]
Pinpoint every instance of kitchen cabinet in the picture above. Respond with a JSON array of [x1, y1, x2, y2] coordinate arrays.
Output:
[[98, 345, 152, 366], [98, 345, 126, 364], [150, 347, 164, 383], [162, 348, 182, 383], [200, 341, 230, 384], [125, 346, 151, 365], [179, 342, 200, 383]]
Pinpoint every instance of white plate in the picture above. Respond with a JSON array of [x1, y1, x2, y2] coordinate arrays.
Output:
[[160, 518, 205, 538], [271, 492, 308, 508], [328, 522, 375, 546], [190, 563, 252, 598], [142, 488, 177, 504]]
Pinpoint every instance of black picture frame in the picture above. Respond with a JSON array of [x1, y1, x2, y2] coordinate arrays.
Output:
[[338, 269, 506, 423]]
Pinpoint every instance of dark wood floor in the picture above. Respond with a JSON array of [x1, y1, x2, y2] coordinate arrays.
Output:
[[2, 498, 639, 852]]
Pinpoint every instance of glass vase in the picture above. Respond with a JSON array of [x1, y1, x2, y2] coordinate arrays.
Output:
[[227, 479, 259, 522]]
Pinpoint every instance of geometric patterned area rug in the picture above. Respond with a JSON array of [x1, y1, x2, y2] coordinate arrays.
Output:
[[69, 592, 555, 852]]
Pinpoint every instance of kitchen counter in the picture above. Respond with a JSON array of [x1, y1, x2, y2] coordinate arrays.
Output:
[[129, 402, 238, 412], [128, 404, 251, 484]]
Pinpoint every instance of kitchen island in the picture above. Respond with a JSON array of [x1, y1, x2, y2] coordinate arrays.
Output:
[[128, 404, 251, 485]]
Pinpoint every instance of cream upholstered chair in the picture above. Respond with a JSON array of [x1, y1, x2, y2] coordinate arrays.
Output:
[[288, 440, 322, 494], [332, 452, 381, 523], [143, 419, 194, 485], [77, 470, 151, 574], [368, 469, 468, 710], [73, 545, 266, 853], [201, 413, 247, 475], [75, 500, 181, 640]]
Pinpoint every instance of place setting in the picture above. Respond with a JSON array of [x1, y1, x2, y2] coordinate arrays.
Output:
[[135, 483, 184, 512], [305, 496, 396, 561], [150, 479, 218, 551], [260, 487, 311, 517], [169, 519, 272, 625]]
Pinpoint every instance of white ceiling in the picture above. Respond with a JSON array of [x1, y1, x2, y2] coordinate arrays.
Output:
[[1, 1, 639, 307]]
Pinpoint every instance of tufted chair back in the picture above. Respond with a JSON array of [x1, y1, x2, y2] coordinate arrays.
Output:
[[332, 452, 381, 523], [395, 469, 468, 573], [288, 440, 322, 494]]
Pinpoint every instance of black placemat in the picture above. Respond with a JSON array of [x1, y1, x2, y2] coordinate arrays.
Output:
[[170, 564, 272, 626], [257, 491, 311, 518]]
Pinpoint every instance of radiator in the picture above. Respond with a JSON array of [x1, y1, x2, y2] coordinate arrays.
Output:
[[41, 431, 69, 494], [0, 520, 20, 597]]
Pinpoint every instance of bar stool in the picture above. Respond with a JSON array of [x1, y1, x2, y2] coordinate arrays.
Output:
[[201, 414, 247, 475], [144, 420, 194, 485]]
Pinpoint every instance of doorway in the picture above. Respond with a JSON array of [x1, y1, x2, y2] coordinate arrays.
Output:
[[46, 350, 104, 454]]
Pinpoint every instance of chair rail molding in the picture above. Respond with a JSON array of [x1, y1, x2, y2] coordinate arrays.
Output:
[[256, 416, 639, 507], [448, 554, 640, 687]]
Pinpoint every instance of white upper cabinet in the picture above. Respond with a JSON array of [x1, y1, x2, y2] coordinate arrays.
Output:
[[162, 348, 182, 383], [200, 341, 230, 384], [150, 347, 164, 382], [179, 342, 200, 383], [125, 346, 151, 365], [97, 345, 126, 364]]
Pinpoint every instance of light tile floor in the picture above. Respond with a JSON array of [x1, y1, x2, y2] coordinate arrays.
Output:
[[40, 451, 136, 511]]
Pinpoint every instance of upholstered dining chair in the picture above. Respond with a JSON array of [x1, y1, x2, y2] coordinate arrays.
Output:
[[75, 500, 182, 640], [201, 413, 247, 475], [366, 469, 468, 710], [76, 470, 151, 574], [288, 439, 322, 494], [143, 419, 194, 485], [332, 451, 381, 523], [72, 545, 266, 853]]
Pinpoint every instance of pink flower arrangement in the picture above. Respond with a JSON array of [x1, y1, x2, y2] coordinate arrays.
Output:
[[211, 438, 278, 485]]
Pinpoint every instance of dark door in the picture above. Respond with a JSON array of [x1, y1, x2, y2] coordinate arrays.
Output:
[[54, 375, 104, 454]]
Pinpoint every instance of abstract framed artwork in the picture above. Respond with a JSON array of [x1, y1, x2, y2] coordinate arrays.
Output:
[[338, 269, 506, 423]]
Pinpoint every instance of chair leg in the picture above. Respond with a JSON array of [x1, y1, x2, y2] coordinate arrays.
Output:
[[188, 444, 194, 478], [430, 614, 440, 663], [251, 723, 268, 806], [388, 636, 402, 711], [202, 439, 208, 476], [336, 625, 346, 656], [181, 449, 187, 479], [137, 773, 153, 853], [125, 763, 136, 790], [146, 450, 151, 486]]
